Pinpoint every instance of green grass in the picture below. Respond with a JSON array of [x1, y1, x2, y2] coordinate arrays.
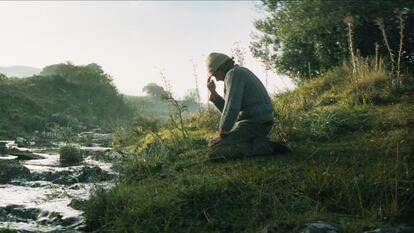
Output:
[[83, 62, 414, 233]]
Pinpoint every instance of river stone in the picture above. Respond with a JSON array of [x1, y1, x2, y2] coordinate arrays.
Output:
[[0, 205, 75, 228], [299, 222, 340, 233], [363, 227, 414, 233], [104, 150, 122, 160], [16, 137, 27, 146], [7, 148, 44, 160], [0, 160, 30, 184], [30, 166, 114, 185]]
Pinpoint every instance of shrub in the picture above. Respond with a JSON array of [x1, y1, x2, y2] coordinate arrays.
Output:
[[59, 145, 83, 166]]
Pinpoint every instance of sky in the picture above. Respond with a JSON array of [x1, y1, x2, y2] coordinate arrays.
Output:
[[0, 1, 294, 102]]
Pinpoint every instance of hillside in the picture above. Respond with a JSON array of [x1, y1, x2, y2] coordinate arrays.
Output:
[[0, 65, 40, 78], [124, 95, 202, 122], [124, 95, 171, 121], [82, 61, 414, 232], [0, 63, 131, 138]]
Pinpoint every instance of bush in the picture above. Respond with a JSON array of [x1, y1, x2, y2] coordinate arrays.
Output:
[[59, 145, 83, 166]]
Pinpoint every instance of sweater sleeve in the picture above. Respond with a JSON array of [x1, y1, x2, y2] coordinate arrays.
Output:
[[209, 93, 225, 112], [219, 70, 244, 133]]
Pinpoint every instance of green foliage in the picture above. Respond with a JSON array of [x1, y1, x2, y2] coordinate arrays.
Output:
[[79, 133, 93, 147], [59, 145, 83, 166], [270, 59, 407, 144], [251, 0, 414, 81], [142, 82, 166, 98], [0, 63, 131, 138], [124, 95, 171, 121], [113, 113, 161, 150], [0, 229, 17, 233], [0, 73, 7, 81], [185, 107, 220, 131]]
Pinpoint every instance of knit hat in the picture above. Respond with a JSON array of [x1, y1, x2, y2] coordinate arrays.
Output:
[[207, 52, 232, 77]]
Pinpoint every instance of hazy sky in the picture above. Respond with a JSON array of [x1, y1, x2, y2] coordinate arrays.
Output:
[[0, 1, 294, 101]]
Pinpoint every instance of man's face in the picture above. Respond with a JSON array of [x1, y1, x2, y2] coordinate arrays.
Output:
[[213, 70, 225, 81]]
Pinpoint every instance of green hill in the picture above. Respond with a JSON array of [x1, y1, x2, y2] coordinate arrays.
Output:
[[124, 95, 171, 121], [0, 63, 131, 138], [83, 61, 413, 232]]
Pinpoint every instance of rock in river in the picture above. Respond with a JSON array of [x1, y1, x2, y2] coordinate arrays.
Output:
[[7, 148, 44, 160], [299, 222, 340, 233]]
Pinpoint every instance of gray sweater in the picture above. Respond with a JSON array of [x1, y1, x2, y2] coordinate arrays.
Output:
[[210, 65, 274, 132]]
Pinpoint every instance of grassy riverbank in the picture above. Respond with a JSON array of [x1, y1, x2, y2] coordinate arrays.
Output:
[[83, 62, 414, 232]]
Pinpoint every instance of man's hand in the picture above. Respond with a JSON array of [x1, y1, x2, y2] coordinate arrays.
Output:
[[207, 76, 216, 93]]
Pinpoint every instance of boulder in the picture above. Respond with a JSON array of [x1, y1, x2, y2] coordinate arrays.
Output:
[[0, 204, 81, 228], [15, 137, 28, 146], [30, 166, 114, 185], [104, 150, 122, 160], [299, 222, 340, 233], [7, 148, 44, 160]]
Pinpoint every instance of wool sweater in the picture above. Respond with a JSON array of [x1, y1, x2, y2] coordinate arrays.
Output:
[[210, 65, 274, 132]]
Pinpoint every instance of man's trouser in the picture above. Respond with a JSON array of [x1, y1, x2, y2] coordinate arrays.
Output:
[[208, 122, 274, 160]]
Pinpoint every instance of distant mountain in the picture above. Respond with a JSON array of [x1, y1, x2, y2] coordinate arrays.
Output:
[[0, 63, 132, 138], [0, 65, 41, 78]]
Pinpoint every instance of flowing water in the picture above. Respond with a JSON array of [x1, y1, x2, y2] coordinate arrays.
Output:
[[0, 140, 116, 232]]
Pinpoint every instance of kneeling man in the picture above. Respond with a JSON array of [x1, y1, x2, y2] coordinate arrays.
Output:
[[206, 52, 288, 160]]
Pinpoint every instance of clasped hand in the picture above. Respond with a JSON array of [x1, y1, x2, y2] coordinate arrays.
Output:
[[207, 76, 216, 93]]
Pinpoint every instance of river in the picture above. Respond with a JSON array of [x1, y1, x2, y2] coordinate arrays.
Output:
[[0, 140, 117, 232]]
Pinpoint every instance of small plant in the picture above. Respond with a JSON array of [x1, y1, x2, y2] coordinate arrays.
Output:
[[79, 133, 93, 147], [59, 145, 83, 166], [160, 71, 189, 139], [396, 12, 405, 86], [344, 16, 356, 76], [190, 60, 202, 111], [374, 18, 395, 73]]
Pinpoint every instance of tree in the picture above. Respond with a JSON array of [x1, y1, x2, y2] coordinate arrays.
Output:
[[0, 73, 7, 81], [182, 89, 200, 112], [251, 0, 414, 82], [142, 83, 166, 98], [40, 62, 76, 78]]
